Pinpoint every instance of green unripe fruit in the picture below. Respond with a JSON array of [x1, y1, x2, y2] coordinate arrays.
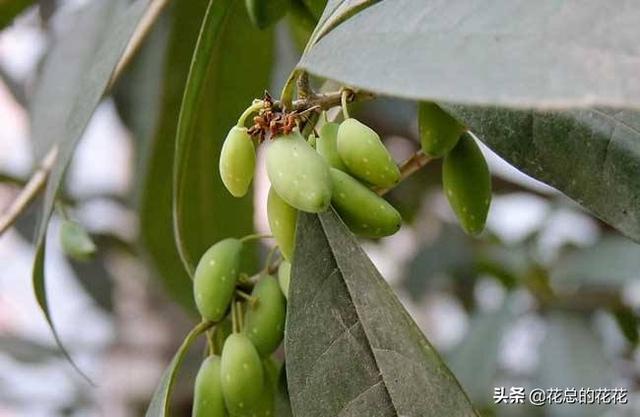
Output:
[[337, 118, 400, 187], [418, 102, 465, 157], [59, 220, 96, 261], [192, 356, 226, 417], [316, 122, 347, 171], [245, 0, 290, 30], [330, 168, 402, 238], [219, 126, 256, 198], [266, 132, 332, 213], [194, 238, 242, 321], [221, 333, 264, 414], [267, 187, 297, 261], [277, 261, 291, 299], [442, 134, 492, 236], [244, 276, 286, 356]]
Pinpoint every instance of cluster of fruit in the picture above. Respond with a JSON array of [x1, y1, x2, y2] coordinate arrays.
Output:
[[220, 100, 405, 262], [191, 237, 291, 417], [188, 96, 492, 416]]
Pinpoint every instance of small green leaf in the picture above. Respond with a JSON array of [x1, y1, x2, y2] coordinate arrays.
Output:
[[286, 209, 478, 416], [29, 0, 163, 378], [144, 321, 212, 417]]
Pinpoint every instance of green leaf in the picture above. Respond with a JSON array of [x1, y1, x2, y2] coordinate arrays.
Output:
[[537, 313, 614, 417], [443, 106, 640, 243], [144, 321, 212, 417], [300, 1, 640, 108], [0, 0, 35, 30], [29, 0, 163, 378], [140, 0, 272, 308], [551, 235, 640, 289], [286, 209, 478, 417]]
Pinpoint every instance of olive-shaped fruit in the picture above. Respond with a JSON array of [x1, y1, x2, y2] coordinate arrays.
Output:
[[244, 276, 286, 356], [442, 134, 492, 235], [330, 168, 401, 238], [336, 118, 400, 187], [418, 102, 465, 157], [317, 122, 347, 171], [245, 0, 290, 30], [219, 126, 256, 198], [277, 261, 291, 299], [192, 356, 226, 417], [193, 238, 242, 321], [265, 132, 332, 213], [221, 333, 264, 414], [267, 187, 297, 261], [59, 220, 96, 261]]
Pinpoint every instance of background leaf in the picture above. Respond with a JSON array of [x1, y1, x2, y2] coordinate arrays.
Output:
[[299, 0, 640, 108], [286, 209, 478, 417], [29, 0, 163, 374], [551, 235, 640, 289], [536, 313, 614, 417], [448, 297, 515, 404], [139, 0, 273, 309]]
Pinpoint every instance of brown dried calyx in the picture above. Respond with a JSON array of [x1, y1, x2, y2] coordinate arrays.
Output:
[[248, 92, 315, 142]]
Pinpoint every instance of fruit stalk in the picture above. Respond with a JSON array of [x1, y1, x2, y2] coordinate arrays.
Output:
[[376, 150, 433, 196]]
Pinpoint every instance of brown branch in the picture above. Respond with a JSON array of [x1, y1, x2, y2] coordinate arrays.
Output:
[[0, 147, 58, 235], [376, 150, 433, 196]]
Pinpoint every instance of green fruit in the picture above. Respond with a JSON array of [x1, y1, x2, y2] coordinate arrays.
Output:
[[418, 102, 465, 157], [277, 261, 291, 299], [221, 333, 264, 414], [194, 238, 243, 321], [192, 356, 226, 417], [442, 134, 492, 235], [266, 132, 332, 213], [330, 168, 401, 238], [267, 187, 297, 261], [316, 122, 347, 170], [219, 126, 256, 198], [59, 220, 96, 261], [245, 0, 290, 30], [337, 118, 400, 187], [244, 276, 286, 356]]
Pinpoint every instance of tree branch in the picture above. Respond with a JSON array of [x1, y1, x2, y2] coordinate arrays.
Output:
[[377, 150, 433, 196], [0, 147, 58, 235]]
